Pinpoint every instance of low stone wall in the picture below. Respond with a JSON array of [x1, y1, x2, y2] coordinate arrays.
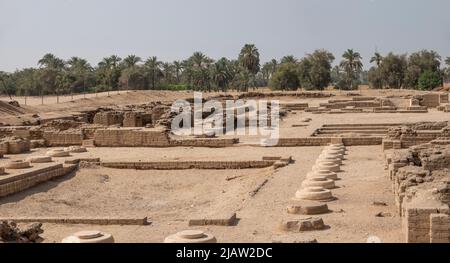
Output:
[[93, 111, 124, 126], [385, 145, 450, 243], [92, 128, 238, 148], [101, 160, 275, 170], [169, 138, 238, 148], [276, 137, 332, 146], [383, 131, 442, 150], [421, 93, 441, 108], [0, 138, 30, 154], [0, 164, 68, 198], [93, 128, 170, 147], [403, 205, 449, 243], [0, 217, 149, 226], [430, 214, 450, 243], [276, 137, 382, 147], [43, 131, 83, 146]]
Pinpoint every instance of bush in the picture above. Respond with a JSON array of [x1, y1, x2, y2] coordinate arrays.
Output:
[[269, 63, 299, 90], [418, 70, 442, 90]]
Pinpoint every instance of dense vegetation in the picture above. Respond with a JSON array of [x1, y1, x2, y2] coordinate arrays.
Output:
[[1, 44, 449, 98]]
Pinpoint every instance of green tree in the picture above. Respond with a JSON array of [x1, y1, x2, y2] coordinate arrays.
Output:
[[444, 57, 450, 83], [38, 53, 65, 69], [97, 55, 122, 94], [119, 67, 147, 90], [297, 58, 312, 89], [418, 70, 442, 90], [186, 52, 214, 91], [13, 68, 39, 105], [370, 52, 383, 67], [238, 44, 260, 91], [280, 55, 297, 64], [368, 67, 383, 89], [212, 58, 233, 91], [145, 56, 163, 89], [339, 49, 363, 90], [404, 50, 441, 89], [378, 53, 408, 89], [0, 71, 14, 99], [269, 63, 299, 90], [67, 57, 93, 95], [122, 55, 142, 68], [161, 62, 175, 84], [261, 59, 278, 86], [37, 53, 66, 101], [307, 49, 335, 90], [173, 61, 183, 84]]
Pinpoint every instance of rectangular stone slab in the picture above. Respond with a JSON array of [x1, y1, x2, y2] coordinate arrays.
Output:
[[188, 213, 237, 226]]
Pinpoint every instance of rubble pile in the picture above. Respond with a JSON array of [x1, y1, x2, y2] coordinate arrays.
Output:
[[0, 221, 44, 243]]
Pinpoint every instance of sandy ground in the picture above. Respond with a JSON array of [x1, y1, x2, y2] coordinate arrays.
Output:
[[0, 146, 402, 243]]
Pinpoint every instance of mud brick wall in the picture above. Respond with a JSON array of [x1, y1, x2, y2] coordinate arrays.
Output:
[[440, 93, 449, 104], [421, 94, 441, 108], [0, 127, 13, 138], [0, 164, 66, 198], [81, 127, 98, 140], [321, 101, 381, 109], [352, 97, 376, 101], [93, 128, 170, 147], [276, 137, 382, 147], [12, 129, 30, 138], [123, 112, 143, 127], [7, 140, 30, 154], [276, 137, 332, 146], [0, 142, 8, 154], [341, 137, 383, 145], [403, 206, 449, 243], [0, 217, 148, 226], [93, 111, 124, 126], [430, 214, 450, 243], [169, 138, 238, 148], [383, 131, 442, 150], [43, 131, 83, 146], [0, 139, 31, 154], [101, 160, 275, 170]]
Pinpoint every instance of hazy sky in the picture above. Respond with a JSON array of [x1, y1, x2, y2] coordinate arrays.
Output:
[[1, 0, 449, 72]]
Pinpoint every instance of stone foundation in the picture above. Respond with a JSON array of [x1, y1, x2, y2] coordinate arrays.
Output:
[[43, 131, 83, 146], [0, 217, 149, 226], [101, 160, 276, 170], [0, 164, 72, 198]]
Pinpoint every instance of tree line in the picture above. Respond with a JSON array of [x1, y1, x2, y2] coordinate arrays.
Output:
[[1, 44, 449, 100]]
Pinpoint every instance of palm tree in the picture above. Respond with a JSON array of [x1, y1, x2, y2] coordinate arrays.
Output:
[[68, 57, 92, 98], [99, 55, 122, 95], [38, 53, 65, 69], [0, 72, 13, 100], [173, 61, 183, 84], [162, 62, 174, 84], [37, 53, 66, 102], [370, 52, 383, 67], [187, 52, 213, 91], [145, 56, 163, 89], [123, 55, 142, 68], [269, 59, 278, 75], [281, 55, 297, 64], [213, 58, 233, 91], [238, 44, 260, 91], [340, 49, 363, 90], [445, 57, 450, 84]]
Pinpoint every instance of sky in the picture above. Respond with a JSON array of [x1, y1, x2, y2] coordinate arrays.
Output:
[[1, 0, 449, 72]]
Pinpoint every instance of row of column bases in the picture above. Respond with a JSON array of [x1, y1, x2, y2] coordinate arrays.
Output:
[[61, 144, 347, 244]]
